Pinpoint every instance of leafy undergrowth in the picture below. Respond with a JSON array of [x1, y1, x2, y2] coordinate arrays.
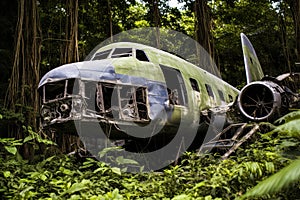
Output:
[[0, 112, 300, 199]]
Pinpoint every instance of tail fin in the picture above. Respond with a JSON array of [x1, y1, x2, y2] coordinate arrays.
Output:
[[241, 33, 264, 84]]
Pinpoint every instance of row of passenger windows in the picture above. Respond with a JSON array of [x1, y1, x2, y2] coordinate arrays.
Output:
[[92, 49, 234, 104], [92, 48, 149, 62], [189, 78, 233, 103]]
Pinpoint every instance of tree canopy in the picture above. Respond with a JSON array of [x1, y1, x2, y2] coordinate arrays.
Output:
[[0, 1, 300, 199], [0, 0, 298, 138], [1, 0, 298, 103]]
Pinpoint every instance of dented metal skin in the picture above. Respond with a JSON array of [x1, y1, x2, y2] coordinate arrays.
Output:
[[38, 41, 300, 148], [38, 42, 239, 142]]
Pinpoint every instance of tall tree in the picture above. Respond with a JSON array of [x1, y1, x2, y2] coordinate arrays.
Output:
[[141, 0, 162, 48], [108, 0, 113, 42], [286, 0, 300, 63], [194, 0, 214, 57], [193, 0, 219, 76], [61, 0, 79, 64], [5, 0, 42, 130], [0, 0, 17, 101], [150, 0, 161, 48]]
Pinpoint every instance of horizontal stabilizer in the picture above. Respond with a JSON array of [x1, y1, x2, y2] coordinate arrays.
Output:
[[241, 33, 264, 84]]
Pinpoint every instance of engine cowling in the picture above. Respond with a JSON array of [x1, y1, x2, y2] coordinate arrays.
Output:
[[237, 81, 286, 121]]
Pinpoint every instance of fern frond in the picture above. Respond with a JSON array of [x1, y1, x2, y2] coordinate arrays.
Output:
[[241, 158, 300, 199], [275, 110, 300, 125], [272, 119, 300, 139]]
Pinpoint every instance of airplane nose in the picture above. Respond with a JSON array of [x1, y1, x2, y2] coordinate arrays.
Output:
[[38, 60, 116, 89], [38, 63, 80, 88]]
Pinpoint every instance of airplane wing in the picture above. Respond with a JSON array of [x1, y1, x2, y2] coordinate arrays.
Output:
[[241, 33, 264, 84]]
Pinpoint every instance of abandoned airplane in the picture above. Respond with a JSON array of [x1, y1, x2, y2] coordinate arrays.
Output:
[[38, 33, 300, 152]]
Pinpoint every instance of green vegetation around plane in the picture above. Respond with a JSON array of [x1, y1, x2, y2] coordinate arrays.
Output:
[[38, 33, 300, 163]]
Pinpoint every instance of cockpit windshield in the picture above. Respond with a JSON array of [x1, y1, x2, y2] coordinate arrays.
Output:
[[92, 49, 111, 60], [111, 48, 133, 58], [92, 48, 149, 62]]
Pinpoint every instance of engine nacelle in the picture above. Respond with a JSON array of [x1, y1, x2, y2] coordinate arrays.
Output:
[[237, 81, 286, 121]]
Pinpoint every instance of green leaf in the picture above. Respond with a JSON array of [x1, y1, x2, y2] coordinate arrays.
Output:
[[23, 135, 34, 143], [63, 182, 88, 195], [204, 196, 213, 200], [116, 156, 139, 165], [193, 181, 206, 190], [275, 110, 300, 125], [3, 171, 11, 178], [111, 167, 122, 175], [59, 167, 73, 175], [241, 159, 300, 199], [98, 146, 122, 158], [20, 186, 35, 197], [172, 194, 191, 200], [4, 146, 17, 155], [273, 119, 300, 138]]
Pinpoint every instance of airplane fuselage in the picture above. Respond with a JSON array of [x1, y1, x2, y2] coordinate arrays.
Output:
[[39, 42, 239, 146]]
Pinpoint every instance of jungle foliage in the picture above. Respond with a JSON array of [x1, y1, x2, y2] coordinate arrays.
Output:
[[0, 0, 299, 131], [0, 0, 299, 100], [0, 111, 300, 199], [0, 0, 300, 199]]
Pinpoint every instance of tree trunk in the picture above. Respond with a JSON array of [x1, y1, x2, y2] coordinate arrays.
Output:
[[287, 0, 300, 62], [194, 0, 219, 76], [279, 14, 291, 72], [5, 0, 42, 130], [108, 0, 113, 42], [153, 0, 160, 48], [194, 0, 213, 56], [61, 0, 79, 64]]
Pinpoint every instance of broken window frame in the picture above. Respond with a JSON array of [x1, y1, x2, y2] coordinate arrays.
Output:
[[218, 90, 225, 102], [160, 65, 189, 106], [205, 84, 215, 99], [111, 48, 133, 58], [135, 49, 150, 62], [91, 47, 150, 63], [92, 49, 112, 60], [40, 79, 150, 125], [81, 81, 150, 121], [228, 94, 233, 102], [42, 79, 79, 104]]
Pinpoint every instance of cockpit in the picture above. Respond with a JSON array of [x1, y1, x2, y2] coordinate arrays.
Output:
[[91, 48, 149, 62]]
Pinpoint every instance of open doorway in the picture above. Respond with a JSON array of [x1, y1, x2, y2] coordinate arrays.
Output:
[[160, 65, 188, 106]]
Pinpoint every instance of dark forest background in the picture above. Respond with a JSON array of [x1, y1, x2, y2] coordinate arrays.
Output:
[[0, 0, 299, 136], [0, 1, 300, 199]]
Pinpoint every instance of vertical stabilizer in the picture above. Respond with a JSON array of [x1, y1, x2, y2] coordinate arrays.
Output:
[[241, 33, 264, 84]]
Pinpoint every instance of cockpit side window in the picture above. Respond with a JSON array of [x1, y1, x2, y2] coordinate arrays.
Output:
[[111, 48, 133, 58], [136, 49, 149, 62], [92, 49, 111, 60], [190, 78, 200, 92]]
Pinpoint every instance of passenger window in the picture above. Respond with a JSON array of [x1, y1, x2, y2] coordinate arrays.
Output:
[[228, 94, 233, 102], [218, 90, 225, 101], [92, 49, 111, 60], [136, 49, 149, 62], [190, 78, 200, 92], [205, 84, 214, 99], [111, 48, 132, 58]]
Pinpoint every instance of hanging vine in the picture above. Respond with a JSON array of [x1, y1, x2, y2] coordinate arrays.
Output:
[[4, 0, 42, 131], [61, 0, 79, 64], [194, 0, 219, 76]]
